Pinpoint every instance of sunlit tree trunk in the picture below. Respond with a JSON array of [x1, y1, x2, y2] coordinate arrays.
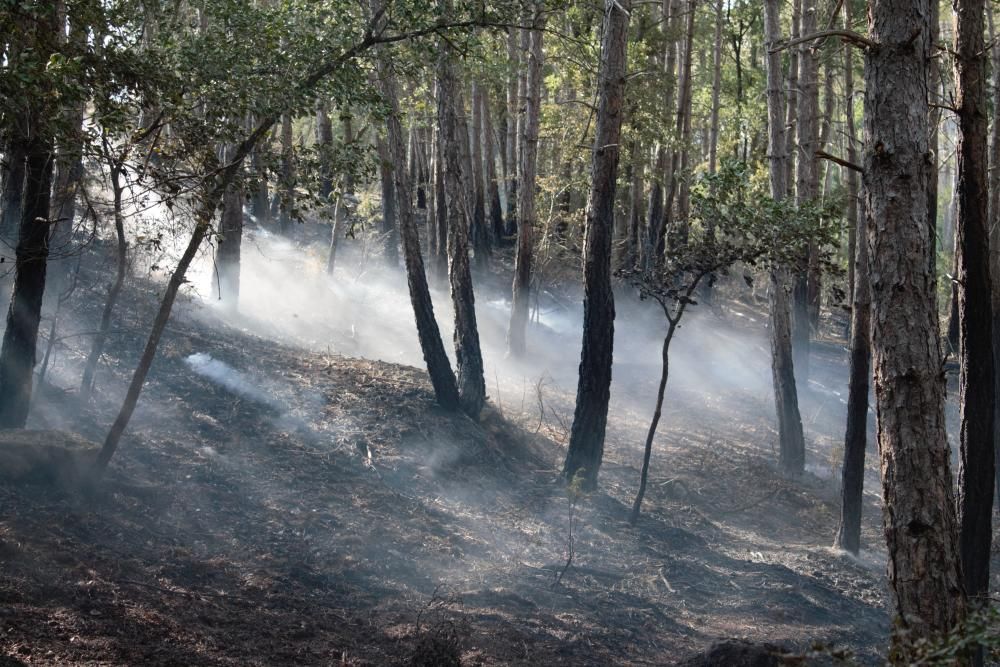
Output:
[[507, 4, 544, 357], [665, 0, 696, 249], [864, 0, 966, 644], [763, 0, 805, 478], [646, 0, 679, 269], [564, 0, 630, 490]]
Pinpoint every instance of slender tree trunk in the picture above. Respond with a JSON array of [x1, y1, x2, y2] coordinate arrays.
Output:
[[376, 135, 399, 266], [481, 87, 505, 246], [763, 0, 806, 478], [326, 113, 354, 275], [793, 0, 819, 384], [214, 177, 243, 308], [505, 28, 519, 237], [470, 82, 490, 270], [835, 0, 869, 556], [708, 0, 723, 176], [863, 0, 966, 644], [507, 6, 544, 358], [80, 161, 129, 401], [563, 0, 630, 490], [249, 127, 270, 226], [437, 20, 486, 418], [433, 126, 448, 279], [783, 0, 801, 205], [646, 0, 679, 269], [626, 140, 643, 269], [316, 100, 334, 201], [278, 111, 294, 234], [927, 0, 941, 279], [953, 0, 995, 610], [665, 0, 696, 249]]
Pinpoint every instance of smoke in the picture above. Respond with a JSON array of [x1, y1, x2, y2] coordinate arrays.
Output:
[[184, 352, 281, 409]]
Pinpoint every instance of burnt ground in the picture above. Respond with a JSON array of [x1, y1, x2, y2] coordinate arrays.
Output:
[[0, 234, 947, 666]]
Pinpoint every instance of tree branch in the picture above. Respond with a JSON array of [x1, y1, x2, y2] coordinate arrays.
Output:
[[770, 29, 875, 53], [816, 149, 863, 173]]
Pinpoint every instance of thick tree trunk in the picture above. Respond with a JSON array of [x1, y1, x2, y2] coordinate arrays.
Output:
[[953, 0, 995, 609], [927, 0, 941, 279], [763, 0, 806, 478], [0, 137, 53, 428], [437, 23, 486, 418], [563, 0, 630, 490], [507, 6, 544, 358], [835, 0, 869, 556], [863, 0, 966, 643]]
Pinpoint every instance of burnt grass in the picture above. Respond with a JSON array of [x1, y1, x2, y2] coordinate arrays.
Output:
[[0, 243, 901, 666]]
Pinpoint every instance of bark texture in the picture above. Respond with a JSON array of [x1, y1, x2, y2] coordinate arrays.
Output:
[[863, 0, 966, 641], [437, 22, 486, 418], [563, 0, 629, 489]]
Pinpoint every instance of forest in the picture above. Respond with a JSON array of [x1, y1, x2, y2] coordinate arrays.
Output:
[[0, 0, 997, 664]]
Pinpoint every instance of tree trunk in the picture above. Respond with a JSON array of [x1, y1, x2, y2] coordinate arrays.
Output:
[[278, 111, 294, 234], [563, 0, 630, 490], [927, 0, 941, 279], [481, 87, 505, 247], [646, 0, 679, 269], [437, 20, 486, 418], [0, 140, 25, 249], [763, 0, 806, 478], [80, 161, 129, 401], [783, 0, 800, 206], [987, 0, 1000, 513], [214, 178, 243, 308], [863, 0, 966, 643], [665, 0, 696, 250], [316, 100, 334, 201], [505, 27, 519, 237], [373, 26, 460, 411], [376, 135, 399, 266], [708, 0, 723, 176], [626, 140, 643, 269], [953, 0, 995, 609], [470, 82, 490, 270], [0, 136, 53, 428], [835, 0, 869, 556], [507, 6, 544, 358], [793, 0, 818, 384]]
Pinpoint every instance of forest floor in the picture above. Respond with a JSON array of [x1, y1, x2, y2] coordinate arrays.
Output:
[[0, 229, 979, 666]]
